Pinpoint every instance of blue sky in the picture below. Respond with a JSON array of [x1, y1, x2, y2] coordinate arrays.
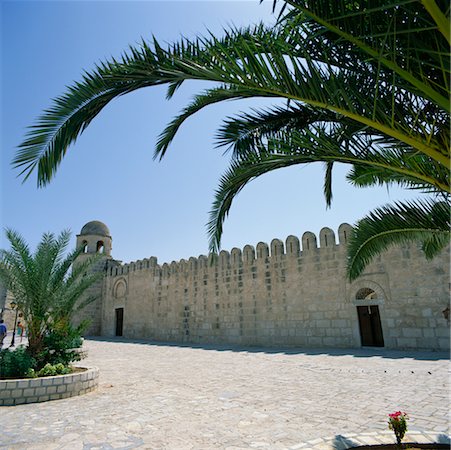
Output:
[[1, 1, 420, 265]]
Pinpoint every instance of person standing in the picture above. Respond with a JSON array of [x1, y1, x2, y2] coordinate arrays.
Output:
[[0, 319, 7, 349], [17, 321, 24, 342]]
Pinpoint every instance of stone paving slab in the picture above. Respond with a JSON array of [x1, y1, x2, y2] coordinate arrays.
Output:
[[0, 338, 449, 449]]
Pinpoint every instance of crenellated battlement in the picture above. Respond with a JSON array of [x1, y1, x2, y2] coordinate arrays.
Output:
[[80, 218, 449, 352], [107, 223, 353, 278]]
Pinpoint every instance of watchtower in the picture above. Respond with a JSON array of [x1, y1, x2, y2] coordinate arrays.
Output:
[[74, 220, 112, 335], [76, 220, 112, 261]]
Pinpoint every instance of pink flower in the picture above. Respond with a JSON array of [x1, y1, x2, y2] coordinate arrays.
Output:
[[388, 411, 406, 420]]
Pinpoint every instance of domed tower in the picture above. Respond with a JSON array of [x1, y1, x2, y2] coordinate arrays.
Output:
[[76, 220, 112, 260], [73, 220, 113, 336]]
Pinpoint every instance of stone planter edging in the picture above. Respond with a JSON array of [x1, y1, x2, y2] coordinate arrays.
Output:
[[0, 366, 99, 406]]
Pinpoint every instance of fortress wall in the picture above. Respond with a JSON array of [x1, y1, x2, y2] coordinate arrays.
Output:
[[362, 242, 450, 350], [100, 224, 450, 350]]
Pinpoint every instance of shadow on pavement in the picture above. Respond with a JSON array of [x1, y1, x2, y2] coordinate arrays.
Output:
[[84, 336, 450, 361]]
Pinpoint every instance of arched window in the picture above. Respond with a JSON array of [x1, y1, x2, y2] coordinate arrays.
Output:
[[82, 241, 88, 253], [96, 241, 104, 253], [356, 287, 378, 300]]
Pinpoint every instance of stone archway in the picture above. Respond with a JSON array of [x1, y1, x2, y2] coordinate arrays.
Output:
[[113, 279, 127, 337]]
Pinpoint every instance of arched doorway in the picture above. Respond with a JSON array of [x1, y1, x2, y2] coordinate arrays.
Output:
[[355, 288, 384, 347], [113, 279, 126, 337], [115, 308, 124, 337]]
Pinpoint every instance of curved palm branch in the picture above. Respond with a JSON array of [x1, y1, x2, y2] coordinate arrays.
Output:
[[207, 127, 450, 253], [215, 102, 334, 157], [347, 199, 450, 280], [277, 0, 450, 105], [15, 6, 450, 185], [154, 85, 275, 160]]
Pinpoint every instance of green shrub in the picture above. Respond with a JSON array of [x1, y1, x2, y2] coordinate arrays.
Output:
[[38, 322, 87, 368], [25, 368, 37, 378], [0, 347, 36, 379], [37, 362, 71, 377]]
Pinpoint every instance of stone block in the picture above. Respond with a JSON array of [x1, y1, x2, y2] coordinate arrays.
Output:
[[46, 386, 57, 394], [38, 395, 50, 402], [23, 388, 35, 397], [332, 319, 347, 328], [323, 337, 338, 346], [423, 328, 435, 338], [417, 338, 438, 349], [11, 389, 23, 397], [2, 398, 14, 406], [50, 393, 61, 400], [5, 381, 17, 389], [63, 375, 74, 385], [17, 380, 30, 389], [436, 328, 450, 337], [29, 378, 42, 388], [27, 396, 38, 404], [397, 337, 417, 348], [71, 382, 82, 392], [57, 385, 67, 393], [52, 377, 65, 386], [41, 378, 54, 387], [0, 389, 12, 399], [402, 328, 422, 338], [389, 329, 401, 338], [35, 387, 47, 396], [308, 337, 322, 346]]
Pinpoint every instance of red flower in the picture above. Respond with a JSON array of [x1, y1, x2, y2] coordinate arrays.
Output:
[[388, 411, 405, 419]]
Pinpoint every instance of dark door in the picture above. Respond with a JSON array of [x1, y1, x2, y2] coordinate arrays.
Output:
[[357, 305, 384, 347], [115, 308, 124, 337]]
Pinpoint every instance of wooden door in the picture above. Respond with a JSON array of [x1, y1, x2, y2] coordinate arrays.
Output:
[[115, 308, 124, 337], [357, 305, 384, 347]]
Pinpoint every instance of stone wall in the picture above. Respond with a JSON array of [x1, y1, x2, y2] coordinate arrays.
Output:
[[0, 367, 99, 406], [98, 224, 450, 351]]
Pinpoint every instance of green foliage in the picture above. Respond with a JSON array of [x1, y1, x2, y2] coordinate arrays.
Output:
[[0, 229, 101, 359], [13, 0, 450, 279], [25, 368, 37, 378], [347, 199, 450, 279], [0, 347, 36, 379], [37, 362, 71, 377], [38, 321, 87, 368]]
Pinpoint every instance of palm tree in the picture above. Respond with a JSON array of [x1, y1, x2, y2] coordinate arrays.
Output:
[[13, 0, 450, 279], [0, 229, 101, 358]]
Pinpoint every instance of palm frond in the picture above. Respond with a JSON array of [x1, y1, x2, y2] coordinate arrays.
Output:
[[207, 126, 450, 253], [347, 198, 450, 280], [15, 12, 450, 185], [215, 102, 332, 157], [155, 85, 267, 160]]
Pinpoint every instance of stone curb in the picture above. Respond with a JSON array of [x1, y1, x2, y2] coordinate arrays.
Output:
[[0, 366, 99, 406], [292, 431, 451, 449]]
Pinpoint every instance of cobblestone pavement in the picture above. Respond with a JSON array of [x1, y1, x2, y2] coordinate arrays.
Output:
[[0, 338, 449, 450]]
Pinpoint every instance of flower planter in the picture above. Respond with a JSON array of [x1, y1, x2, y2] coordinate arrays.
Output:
[[0, 366, 99, 406]]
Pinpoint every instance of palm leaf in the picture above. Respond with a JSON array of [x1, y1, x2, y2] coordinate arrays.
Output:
[[15, 14, 450, 185], [347, 198, 450, 280]]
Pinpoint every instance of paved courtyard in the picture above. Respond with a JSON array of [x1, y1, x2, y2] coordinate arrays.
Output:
[[0, 337, 450, 450]]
